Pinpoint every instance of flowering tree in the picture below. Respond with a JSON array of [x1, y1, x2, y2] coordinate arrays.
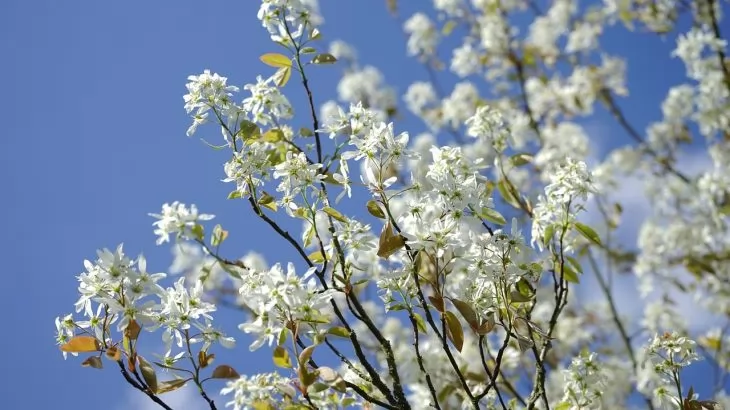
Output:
[[54, 0, 730, 409]]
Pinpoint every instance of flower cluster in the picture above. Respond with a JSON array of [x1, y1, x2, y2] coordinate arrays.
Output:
[[531, 158, 597, 251], [238, 263, 335, 351]]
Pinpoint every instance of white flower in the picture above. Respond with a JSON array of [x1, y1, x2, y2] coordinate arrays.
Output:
[[149, 202, 215, 245], [404, 12, 439, 57]]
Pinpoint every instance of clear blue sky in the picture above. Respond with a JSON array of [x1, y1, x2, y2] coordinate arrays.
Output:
[[1, 0, 725, 409]]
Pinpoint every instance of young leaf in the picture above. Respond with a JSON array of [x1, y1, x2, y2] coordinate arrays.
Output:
[[258, 192, 278, 212], [377, 222, 406, 259], [509, 153, 533, 167], [565, 255, 584, 274], [479, 207, 507, 225], [125, 320, 141, 341], [262, 129, 285, 143], [444, 311, 464, 352], [557, 261, 580, 284], [211, 224, 229, 247], [273, 66, 291, 87], [260, 53, 292, 68], [415, 251, 438, 284], [228, 190, 243, 200], [327, 326, 351, 338], [316, 366, 338, 383], [238, 120, 261, 140], [299, 345, 316, 367], [497, 178, 522, 209], [273, 346, 292, 369], [412, 313, 427, 334], [212, 365, 240, 379], [574, 222, 602, 246], [81, 356, 103, 369], [60, 336, 100, 353], [308, 250, 325, 264], [138, 355, 158, 393], [312, 53, 337, 64], [323, 207, 347, 223], [450, 298, 480, 332], [105, 345, 122, 361], [156, 379, 189, 394], [429, 295, 445, 313], [366, 200, 386, 219]]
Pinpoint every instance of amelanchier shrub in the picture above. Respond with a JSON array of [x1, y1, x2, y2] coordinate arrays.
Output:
[[55, 0, 730, 409]]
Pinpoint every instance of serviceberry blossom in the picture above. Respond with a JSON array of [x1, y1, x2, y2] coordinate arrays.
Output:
[[149, 202, 215, 245], [560, 351, 607, 409], [257, 0, 322, 44], [237, 263, 335, 351], [531, 158, 598, 251], [273, 151, 325, 198], [183, 70, 239, 137], [242, 75, 294, 126], [403, 12, 439, 57]]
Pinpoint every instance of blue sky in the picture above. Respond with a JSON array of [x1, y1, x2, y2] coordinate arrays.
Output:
[[1, 0, 726, 409]]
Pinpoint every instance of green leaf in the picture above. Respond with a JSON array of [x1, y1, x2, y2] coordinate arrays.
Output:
[[479, 207, 507, 225], [555, 402, 571, 410], [542, 223, 555, 248], [262, 128, 285, 143], [238, 120, 261, 141], [509, 153, 533, 167], [388, 303, 408, 311], [442, 20, 456, 35], [574, 222, 602, 246], [298, 345, 316, 368], [323, 207, 347, 223], [308, 250, 325, 264], [199, 138, 228, 150], [413, 313, 427, 334], [273, 66, 291, 87], [260, 53, 292, 68], [327, 326, 351, 338], [497, 178, 522, 209], [277, 328, 289, 347], [273, 346, 292, 369], [516, 278, 536, 299], [228, 190, 243, 200], [191, 224, 205, 241], [211, 224, 228, 247], [258, 192, 278, 212], [299, 127, 314, 137], [565, 255, 583, 273], [366, 200, 386, 219], [560, 261, 580, 284], [301, 47, 316, 54], [312, 53, 337, 64]]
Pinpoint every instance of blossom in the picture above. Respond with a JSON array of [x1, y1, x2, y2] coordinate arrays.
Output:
[[149, 202, 215, 245], [403, 13, 439, 57]]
